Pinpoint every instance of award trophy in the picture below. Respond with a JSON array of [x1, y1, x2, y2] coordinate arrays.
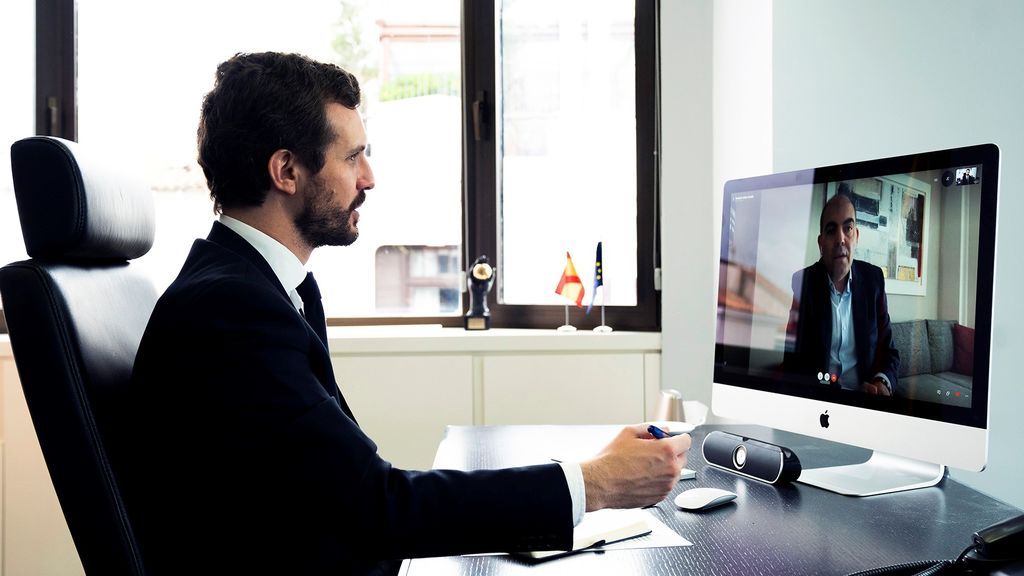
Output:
[[464, 255, 495, 330]]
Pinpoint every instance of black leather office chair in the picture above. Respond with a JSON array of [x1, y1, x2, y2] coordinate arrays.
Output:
[[0, 136, 156, 575]]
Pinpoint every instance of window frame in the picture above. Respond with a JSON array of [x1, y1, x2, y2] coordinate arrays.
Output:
[[37, 0, 75, 141], [463, 0, 661, 331], [27, 0, 661, 331]]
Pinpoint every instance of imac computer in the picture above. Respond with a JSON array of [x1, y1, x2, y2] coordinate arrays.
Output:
[[712, 144, 999, 496]]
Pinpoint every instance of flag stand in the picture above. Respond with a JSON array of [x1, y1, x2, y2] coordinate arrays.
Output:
[[557, 304, 577, 332], [593, 303, 613, 333], [586, 241, 611, 332]]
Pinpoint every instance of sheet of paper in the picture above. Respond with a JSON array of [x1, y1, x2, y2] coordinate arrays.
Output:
[[466, 508, 691, 558], [596, 510, 691, 552]]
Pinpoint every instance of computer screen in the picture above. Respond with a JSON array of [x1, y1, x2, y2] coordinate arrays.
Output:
[[712, 144, 999, 496]]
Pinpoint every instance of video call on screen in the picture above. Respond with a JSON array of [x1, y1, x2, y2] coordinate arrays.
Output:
[[717, 164, 983, 409]]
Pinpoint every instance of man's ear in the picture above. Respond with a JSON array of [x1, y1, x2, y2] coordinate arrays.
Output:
[[267, 149, 301, 197]]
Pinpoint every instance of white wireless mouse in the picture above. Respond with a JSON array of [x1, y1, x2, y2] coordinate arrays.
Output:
[[673, 487, 737, 511]]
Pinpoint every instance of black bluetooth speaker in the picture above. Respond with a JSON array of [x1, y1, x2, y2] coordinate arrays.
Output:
[[701, 431, 802, 484]]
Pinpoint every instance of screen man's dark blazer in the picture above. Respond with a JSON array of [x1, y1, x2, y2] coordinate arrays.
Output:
[[119, 222, 572, 575], [783, 259, 900, 390]]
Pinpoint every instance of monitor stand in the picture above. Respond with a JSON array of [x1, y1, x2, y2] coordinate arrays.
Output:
[[798, 451, 946, 497]]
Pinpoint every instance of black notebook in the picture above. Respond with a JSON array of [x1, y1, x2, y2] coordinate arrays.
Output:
[[522, 509, 652, 560]]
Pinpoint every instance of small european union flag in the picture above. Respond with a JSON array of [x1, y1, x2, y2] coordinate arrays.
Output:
[[587, 242, 603, 314]]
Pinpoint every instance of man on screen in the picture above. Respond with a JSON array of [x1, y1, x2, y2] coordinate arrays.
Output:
[[783, 186, 900, 395]]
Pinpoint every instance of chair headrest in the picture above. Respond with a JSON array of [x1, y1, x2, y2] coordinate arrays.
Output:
[[10, 136, 155, 261]]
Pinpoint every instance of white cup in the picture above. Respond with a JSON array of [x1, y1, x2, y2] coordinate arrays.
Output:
[[653, 388, 686, 422]]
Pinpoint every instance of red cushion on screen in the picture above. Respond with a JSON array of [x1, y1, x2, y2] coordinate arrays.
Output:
[[952, 323, 975, 376]]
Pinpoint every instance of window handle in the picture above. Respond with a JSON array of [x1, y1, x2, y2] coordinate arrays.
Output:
[[472, 90, 488, 141], [46, 96, 61, 137]]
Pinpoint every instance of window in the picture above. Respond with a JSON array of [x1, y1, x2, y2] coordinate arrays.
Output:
[[465, 0, 659, 330], [0, 0, 35, 332], [309, 1, 464, 320], [70, 0, 463, 320], [25, 0, 659, 330]]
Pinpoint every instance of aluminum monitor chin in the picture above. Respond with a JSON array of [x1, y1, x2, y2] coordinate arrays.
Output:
[[712, 144, 998, 496]]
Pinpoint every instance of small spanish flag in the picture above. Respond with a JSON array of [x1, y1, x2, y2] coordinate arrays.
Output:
[[555, 251, 585, 307]]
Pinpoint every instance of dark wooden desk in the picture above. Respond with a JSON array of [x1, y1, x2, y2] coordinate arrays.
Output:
[[402, 424, 1020, 576]]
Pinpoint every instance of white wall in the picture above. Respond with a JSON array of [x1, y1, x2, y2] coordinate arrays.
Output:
[[662, 0, 1023, 509], [660, 0, 773, 409], [772, 0, 1024, 509], [659, 0, 715, 406]]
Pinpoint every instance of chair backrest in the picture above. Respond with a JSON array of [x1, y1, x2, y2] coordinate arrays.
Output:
[[0, 136, 157, 576]]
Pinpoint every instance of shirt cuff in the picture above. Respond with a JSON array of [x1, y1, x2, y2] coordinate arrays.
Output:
[[558, 462, 586, 527], [874, 373, 892, 394]]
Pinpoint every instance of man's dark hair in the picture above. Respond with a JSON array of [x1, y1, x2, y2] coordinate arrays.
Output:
[[820, 182, 856, 232], [198, 52, 361, 213]]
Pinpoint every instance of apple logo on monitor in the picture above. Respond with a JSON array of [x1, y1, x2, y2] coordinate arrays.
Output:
[[819, 411, 830, 429]]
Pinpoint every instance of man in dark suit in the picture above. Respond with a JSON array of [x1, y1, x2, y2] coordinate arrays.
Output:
[[120, 52, 690, 575], [783, 190, 900, 395]]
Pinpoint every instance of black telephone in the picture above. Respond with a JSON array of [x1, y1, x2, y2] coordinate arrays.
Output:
[[965, 514, 1024, 572], [849, 513, 1024, 576]]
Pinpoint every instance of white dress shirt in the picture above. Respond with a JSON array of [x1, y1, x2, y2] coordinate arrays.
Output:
[[217, 215, 586, 526], [827, 268, 891, 393], [219, 216, 307, 314], [827, 272, 859, 390]]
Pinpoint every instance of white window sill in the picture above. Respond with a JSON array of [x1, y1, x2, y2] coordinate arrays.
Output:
[[1, 327, 663, 358], [325, 325, 661, 354]]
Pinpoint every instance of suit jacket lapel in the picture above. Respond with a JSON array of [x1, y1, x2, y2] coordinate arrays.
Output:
[[207, 221, 291, 301], [296, 274, 357, 422], [205, 222, 357, 423], [811, 262, 833, 369]]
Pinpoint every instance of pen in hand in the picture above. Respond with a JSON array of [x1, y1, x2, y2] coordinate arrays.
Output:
[[642, 424, 672, 509], [647, 424, 669, 439], [648, 425, 697, 482]]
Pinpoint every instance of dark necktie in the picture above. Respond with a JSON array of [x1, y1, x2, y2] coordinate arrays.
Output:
[[296, 272, 328, 347], [295, 272, 356, 421]]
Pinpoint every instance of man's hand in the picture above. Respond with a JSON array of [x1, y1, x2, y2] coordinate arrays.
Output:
[[861, 379, 892, 396], [580, 425, 691, 511]]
